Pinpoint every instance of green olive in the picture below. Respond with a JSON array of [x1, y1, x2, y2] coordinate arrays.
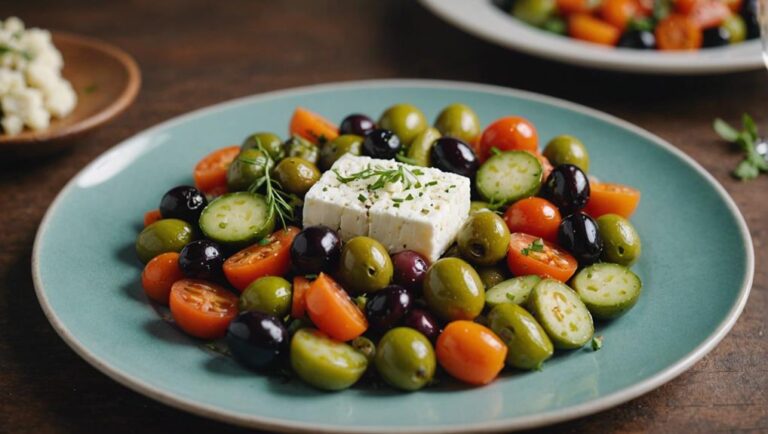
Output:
[[227, 148, 273, 191], [405, 127, 440, 167], [338, 236, 393, 294], [488, 303, 553, 370], [378, 104, 428, 144], [423, 257, 484, 321], [543, 135, 590, 173], [374, 327, 435, 391], [723, 15, 746, 44], [469, 201, 492, 215], [239, 276, 292, 317], [457, 211, 511, 266], [434, 103, 480, 143], [290, 328, 368, 391], [284, 136, 319, 164], [512, 0, 556, 26], [476, 265, 507, 289], [350, 336, 377, 363], [596, 214, 642, 265], [135, 219, 194, 263], [319, 134, 363, 171], [241, 132, 284, 161], [273, 157, 320, 196]]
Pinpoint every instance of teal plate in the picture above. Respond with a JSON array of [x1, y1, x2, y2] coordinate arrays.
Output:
[[32, 80, 754, 433]]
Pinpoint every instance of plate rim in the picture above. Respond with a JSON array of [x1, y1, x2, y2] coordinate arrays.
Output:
[[31, 79, 755, 433], [419, 0, 764, 75]]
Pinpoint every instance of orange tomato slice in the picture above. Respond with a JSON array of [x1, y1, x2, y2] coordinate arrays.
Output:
[[305, 273, 367, 342], [193, 146, 241, 195], [656, 14, 703, 50], [583, 182, 640, 218], [507, 233, 578, 282], [291, 276, 311, 319], [436, 321, 507, 386], [223, 227, 300, 291], [143, 209, 162, 227], [289, 107, 339, 144], [169, 279, 239, 339], [569, 14, 621, 46]]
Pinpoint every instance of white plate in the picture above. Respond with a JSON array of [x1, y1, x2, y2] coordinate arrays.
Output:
[[420, 0, 763, 74]]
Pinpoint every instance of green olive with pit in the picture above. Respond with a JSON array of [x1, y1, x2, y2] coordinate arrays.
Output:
[[241, 132, 284, 161], [543, 135, 590, 173], [434, 103, 481, 143], [284, 135, 319, 164], [457, 211, 511, 266], [135, 219, 194, 263], [378, 103, 428, 144], [423, 257, 485, 321], [375, 327, 436, 391], [596, 213, 642, 265], [476, 265, 507, 289], [239, 276, 293, 317], [227, 148, 273, 191], [488, 303, 554, 370], [319, 134, 363, 170], [405, 127, 440, 167], [338, 236, 393, 294], [273, 157, 320, 196], [291, 328, 368, 391]]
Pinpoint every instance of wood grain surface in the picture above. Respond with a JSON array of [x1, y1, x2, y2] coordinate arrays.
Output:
[[0, 1, 765, 433]]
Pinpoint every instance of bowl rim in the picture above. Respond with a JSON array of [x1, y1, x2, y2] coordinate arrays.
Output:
[[31, 79, 755, 433]]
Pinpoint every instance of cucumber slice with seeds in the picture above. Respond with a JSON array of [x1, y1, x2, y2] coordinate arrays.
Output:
[[527, 278, 593, 349], [572, 263, 642, 319], [199, 191, 275, 246], [485, 275, 541, 308], [476, 150, 543, 204]]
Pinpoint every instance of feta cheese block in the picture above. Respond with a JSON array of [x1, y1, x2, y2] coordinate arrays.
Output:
[[303, 154, 471, 262]]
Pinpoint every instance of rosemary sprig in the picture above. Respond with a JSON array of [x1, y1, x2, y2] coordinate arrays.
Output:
[[333, 164, 424, 191], [240, 146, 295, 228]]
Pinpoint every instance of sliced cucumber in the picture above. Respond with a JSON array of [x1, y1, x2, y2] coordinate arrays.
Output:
[[476, 150, 542, 204], [527, 279, 593, 349], [199, 191, 275, 246], [572, 263, 642, 319], [485, 275, 541, 308]]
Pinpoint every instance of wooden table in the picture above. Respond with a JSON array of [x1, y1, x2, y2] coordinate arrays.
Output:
[[1, 1, 765, 432]]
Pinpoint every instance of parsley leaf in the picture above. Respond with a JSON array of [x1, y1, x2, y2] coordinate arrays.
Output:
[[521, 238, 545, 256], [591, 336, 604, 351], [713, 114, 768, 181]]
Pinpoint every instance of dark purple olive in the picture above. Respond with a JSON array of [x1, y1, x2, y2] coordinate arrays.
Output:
[[178, 239, 225, 279], [702, 26, 730, 47], [540, 164, 590, 215], [226, 311, 289, 371], [290, 225, 342, 274], [403, 308, 441, 341], [430, 137, 478, 178], [159, 185, 207, 223], [743, 0, 759, 39], [362, 128, 401, 160], [558, 212, 603, 266], [365, 285, 412, 332], [340, 114, 375, 137], [391, 250, 429, 293], [617, 30, 655, 49]]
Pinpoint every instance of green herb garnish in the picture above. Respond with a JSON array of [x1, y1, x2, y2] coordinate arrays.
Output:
[[0, 43, 32, 60], [713, 114, 768, 181], [333, 163, 424, 191], [358, 194, 367, 203], [591, 336, 604, 351], [242, 146, 295, 228], [395, 153, 419, 165], [258, 238, 270, 246], [521, 238, 545, 256]]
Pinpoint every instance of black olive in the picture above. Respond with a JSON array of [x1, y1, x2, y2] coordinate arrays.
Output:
[[290, 225, 342, 274], [226, 311, 289, 371], [365, 285, 413, 333], [339, 114, 376, 137], [362, 129, 401, 159], [430, 137, 479, 178], [178, 239, 225, 280], [557, 212, 603, 266], [540, 164, 590, 215], [159, 185, 207, 223], [702, 26, 731, 47], [617, 30, 656, 49]]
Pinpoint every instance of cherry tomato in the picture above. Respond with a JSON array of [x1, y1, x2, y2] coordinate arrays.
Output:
[[503, 197, 562, 242], [436, 321, 507, 386], [507, 232, 578, 282], [601, 0, 640, 30], [583, 182, 640, 218], [223, 227, 300, 291], [305, 273, 368, 341], [656, 14, 703, 50], [478, 116, 538, 161], [193, 146, 240, 196], [291, 276, 311, 318], [141, 252, 184, 304], [724, 0, 742, 12], [289, 107, 339, 145], [569, 14, 622, 46], [169, 279, 239, 339], [143, 209, 162, 227]]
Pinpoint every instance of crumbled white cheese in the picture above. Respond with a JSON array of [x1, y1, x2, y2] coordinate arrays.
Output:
[[0, 17, 77, 135], [303, 155, 471, 262]]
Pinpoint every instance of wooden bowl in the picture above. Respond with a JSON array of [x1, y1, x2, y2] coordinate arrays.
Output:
[[0, 31, 141, 158]]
